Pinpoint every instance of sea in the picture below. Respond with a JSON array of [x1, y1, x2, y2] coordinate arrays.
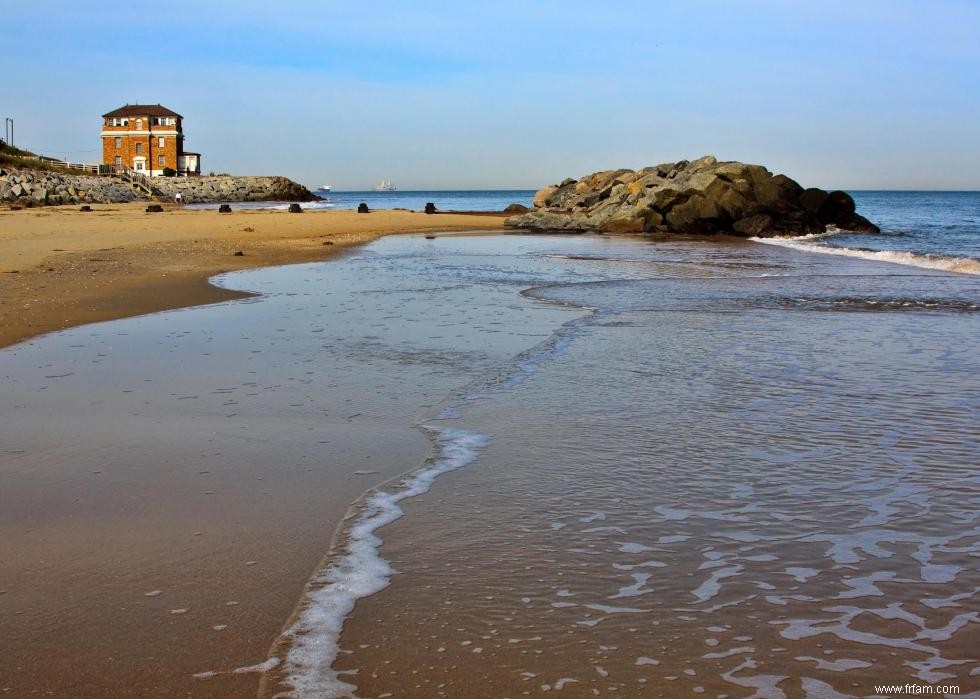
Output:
[[188, 189, 536, 214], [3, 190, 980, 697], [760, 191, 980, 275], [192, 189, 980, 273]]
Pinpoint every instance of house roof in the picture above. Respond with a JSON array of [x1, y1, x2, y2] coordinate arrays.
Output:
[[102, 104, 182, 118]]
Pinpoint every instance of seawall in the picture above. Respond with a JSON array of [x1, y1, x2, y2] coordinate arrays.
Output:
[[0, 168, 315, 207]]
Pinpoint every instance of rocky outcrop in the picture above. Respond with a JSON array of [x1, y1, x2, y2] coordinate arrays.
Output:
[[153, 176, 315, 204], [506, 156, 879, 237], [0, 169, 314, 207], [0, 169, 140, 206]]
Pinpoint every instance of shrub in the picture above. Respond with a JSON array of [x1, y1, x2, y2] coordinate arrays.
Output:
[[162, 167, 176, 177]]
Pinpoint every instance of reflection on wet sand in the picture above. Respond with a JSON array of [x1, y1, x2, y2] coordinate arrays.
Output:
[[286, 237, 978, 697], [2, 234, 977, 697]]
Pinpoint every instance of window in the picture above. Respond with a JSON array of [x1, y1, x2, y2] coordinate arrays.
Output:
[[135, 142, 143, 155], [158, 137, 165, 148], [114, 137, 121, 148], [158, 155, 166, 167], [114, 156, 121, 166], [136, 119, 142, 129]]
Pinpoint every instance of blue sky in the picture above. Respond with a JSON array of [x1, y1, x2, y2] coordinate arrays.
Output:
[[4, 1, 978, 190]]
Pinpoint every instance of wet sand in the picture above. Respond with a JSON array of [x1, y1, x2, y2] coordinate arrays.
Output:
[[4, 227, 977, 698], [0, 203, 506, 349], [0, 208, 502, 698]]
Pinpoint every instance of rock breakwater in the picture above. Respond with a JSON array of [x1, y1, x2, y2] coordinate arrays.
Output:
[[0, 169, 314, 207], [154, 176, 315, 204], [0, 169, 140, 206], [506, 155, 878, 237]]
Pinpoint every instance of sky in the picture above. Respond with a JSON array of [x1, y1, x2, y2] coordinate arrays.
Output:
[[3, 1, 979, 190]]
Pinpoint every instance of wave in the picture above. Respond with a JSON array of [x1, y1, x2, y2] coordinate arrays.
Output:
[[273, 427, 487, 698], [264, 283, 598, 697], [750, 235, 980, 276]]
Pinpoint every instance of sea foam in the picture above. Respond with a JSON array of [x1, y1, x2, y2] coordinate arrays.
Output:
[[275, 427, 487, 698], [750, 235, 980, 276]]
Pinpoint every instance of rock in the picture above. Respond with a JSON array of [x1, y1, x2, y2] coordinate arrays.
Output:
[[507, 156, 879, 237], [503, 203, 530, 214], [424, 202, 437, 214], [733, 214, 773, 236], [233, 250, 245, 256], [533, 186, 558, 208], [425, 235, 437, 240], [79, 205, 92, 212], [817, 190, 855, 224], [288, 203, 303, 213], [145, 204, 164, 213], [218, 204, 232, 213], [357, 203, 370, 213], [665, 194, 725, 233], [833, 212, 880, 233], [798, 187, 828, 215], [602, 216, 646, 233]]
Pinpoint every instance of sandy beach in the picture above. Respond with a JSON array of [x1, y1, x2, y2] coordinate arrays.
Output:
[[0, 212, 509, 698], [2, 216, 978, 697], [0, 203, 506, 349]]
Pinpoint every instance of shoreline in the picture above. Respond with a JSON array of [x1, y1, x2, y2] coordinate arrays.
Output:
[[2, 225, 976, 696], [0, 203, 507, 350]]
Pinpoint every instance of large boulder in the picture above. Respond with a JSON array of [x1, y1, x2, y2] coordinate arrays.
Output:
[[507, 156, 879, 237]]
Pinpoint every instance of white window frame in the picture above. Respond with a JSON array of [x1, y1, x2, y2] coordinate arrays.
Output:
[[114, 137, 121, 148], [158, 137, 165, 148]]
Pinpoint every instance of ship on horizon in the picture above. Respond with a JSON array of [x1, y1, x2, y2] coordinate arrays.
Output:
[[375, 179, 396, 191]]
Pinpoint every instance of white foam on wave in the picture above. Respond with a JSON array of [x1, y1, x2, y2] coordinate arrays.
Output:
[[275, 426, 488, 698], [692, 564, 743, 603], [794, 655, 871, 673], [773, 603, 979, 683], [801, 677, 857, 698], [720, 658, 788, 699], [750, 235, 980, 275]]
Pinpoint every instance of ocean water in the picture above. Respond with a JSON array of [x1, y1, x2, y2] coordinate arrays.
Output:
[[187, 190, 535, 213], [254, 235, 977, 697], [316, 189, 536, 212], [755, 191, 980, 275], [190, 189, 980, 276]]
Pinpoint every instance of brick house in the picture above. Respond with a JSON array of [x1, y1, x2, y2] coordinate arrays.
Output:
[[101, 104, 202, 176]]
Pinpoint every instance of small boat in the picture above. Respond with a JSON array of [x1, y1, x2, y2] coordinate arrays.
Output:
[[316, 183, 332, 193], [375, 179, 396, 191]]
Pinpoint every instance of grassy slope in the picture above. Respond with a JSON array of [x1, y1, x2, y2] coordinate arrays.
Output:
[[0, 141, 89, 175]]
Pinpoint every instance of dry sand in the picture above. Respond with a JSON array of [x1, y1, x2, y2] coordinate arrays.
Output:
[[0, 203, 507, 349]]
